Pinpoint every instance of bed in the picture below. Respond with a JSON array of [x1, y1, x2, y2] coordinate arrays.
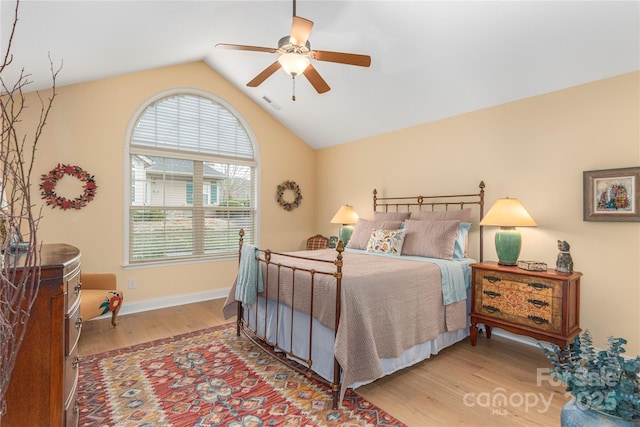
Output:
[[223, 182, 485, 408]]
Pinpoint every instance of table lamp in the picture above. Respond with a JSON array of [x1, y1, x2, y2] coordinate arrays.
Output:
[[330, 205, 359, 245], [479, 197, 537, 266]]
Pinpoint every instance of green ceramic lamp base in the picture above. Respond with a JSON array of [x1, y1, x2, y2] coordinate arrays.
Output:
[[339, 225, 354, 246], [495, 227, 522, 266]]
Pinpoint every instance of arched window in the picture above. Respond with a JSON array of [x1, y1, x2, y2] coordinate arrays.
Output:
[[126, 90, 258, 265]]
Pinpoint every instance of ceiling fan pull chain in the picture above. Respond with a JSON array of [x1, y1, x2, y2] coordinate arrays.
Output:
[[292, 76, 296, 101]]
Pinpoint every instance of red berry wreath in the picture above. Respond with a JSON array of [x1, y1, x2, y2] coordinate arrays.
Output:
[[40, 164, 98, 210]]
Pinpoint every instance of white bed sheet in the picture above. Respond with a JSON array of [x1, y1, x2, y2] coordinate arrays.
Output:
[[242, 289, 471, 391]]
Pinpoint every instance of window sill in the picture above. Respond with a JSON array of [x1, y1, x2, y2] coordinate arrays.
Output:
[[122, 254, 238, 270]]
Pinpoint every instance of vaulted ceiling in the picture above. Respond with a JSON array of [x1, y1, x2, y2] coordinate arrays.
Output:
[[1, 1, 638, 149]]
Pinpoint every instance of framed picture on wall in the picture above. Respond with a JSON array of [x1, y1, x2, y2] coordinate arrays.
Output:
[[583, 166, 640, 222]]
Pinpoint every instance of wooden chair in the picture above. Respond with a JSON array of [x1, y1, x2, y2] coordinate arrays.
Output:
[[306, 234, 329, 250], [80, 273, 124, 327]]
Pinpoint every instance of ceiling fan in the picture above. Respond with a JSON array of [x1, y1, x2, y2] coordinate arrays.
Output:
[[215, 0, 371, 100]]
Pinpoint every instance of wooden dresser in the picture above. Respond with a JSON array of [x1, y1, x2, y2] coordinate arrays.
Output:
[[3, 244, 82, 427], [470, 261, 582, 348]]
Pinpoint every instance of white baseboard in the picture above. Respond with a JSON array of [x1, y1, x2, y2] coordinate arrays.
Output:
[[477, 325, 548, 349], [87, 287, 231, 322]]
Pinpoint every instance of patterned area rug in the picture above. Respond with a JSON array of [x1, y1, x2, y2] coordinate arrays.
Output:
[[78, 323, 406, 426]]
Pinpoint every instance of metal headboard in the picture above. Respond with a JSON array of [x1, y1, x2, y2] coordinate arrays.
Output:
[[373, 181, 485, 261]]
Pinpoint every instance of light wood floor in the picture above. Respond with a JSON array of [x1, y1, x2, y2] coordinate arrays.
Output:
[[80, 299, 568, 426]]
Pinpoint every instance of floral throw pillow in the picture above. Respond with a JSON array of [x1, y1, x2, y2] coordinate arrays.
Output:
[[366, 229, 406, 256]]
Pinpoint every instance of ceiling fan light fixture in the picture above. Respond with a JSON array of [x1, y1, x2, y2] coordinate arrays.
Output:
[[217, 0, 370, 95], [278, 52, 310, 77]]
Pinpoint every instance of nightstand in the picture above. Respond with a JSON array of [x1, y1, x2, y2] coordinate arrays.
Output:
[[470, 261, 582, 348]]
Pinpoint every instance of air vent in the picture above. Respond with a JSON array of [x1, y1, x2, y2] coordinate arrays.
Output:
[[262, 96, 282, 110]]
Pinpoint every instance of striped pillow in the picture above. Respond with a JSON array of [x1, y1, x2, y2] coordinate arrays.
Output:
[[401, 219, 461, 260]]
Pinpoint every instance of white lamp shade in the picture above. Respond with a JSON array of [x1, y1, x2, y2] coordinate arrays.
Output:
[[479, 198, 537, 227], [330, 205, 359, 225], [278, 53, 310, 76]]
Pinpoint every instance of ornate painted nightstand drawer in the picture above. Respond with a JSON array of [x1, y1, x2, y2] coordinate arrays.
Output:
[[479, 271, 560, 299], [477, 290, 562, 333], [481, 281, 555, 310], [480, 284, 555, 315]]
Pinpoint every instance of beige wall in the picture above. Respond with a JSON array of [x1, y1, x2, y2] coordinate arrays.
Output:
[[316, 71, 640, 354], [24, 61, 317, 305]]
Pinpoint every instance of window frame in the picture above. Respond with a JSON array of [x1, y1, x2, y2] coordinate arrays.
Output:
[[123, 88, 260, 268]]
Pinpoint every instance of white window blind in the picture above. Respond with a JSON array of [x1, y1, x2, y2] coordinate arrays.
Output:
[[128, 93, 257, 264]]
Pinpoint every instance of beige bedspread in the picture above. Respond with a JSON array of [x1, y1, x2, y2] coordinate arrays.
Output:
[[223, 249, 468, 400]]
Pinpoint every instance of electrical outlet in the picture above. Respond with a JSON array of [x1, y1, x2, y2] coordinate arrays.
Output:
[[128, 278, 136, 289]]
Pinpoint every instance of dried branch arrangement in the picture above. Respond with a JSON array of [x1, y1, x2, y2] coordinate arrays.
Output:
[[0, 0, 60, 421]]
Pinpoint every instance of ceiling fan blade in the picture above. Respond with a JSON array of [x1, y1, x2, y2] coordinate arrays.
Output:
[[215, 43, 277, 54], [247, 61, 282, 87], [312, 50, 371, 67], [290, 16, 313, 46], [303, 64, 330, 94]]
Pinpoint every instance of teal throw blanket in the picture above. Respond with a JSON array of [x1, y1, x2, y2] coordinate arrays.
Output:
[[235, 243, 264, 308]]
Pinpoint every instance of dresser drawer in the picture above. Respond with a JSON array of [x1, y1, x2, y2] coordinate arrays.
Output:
[[481, 282, 555, 312], [65, 263, 82, 313], [476, 292, 562, 333], [478, 270, 562, 299], [64, 345, 80, 406], [64, 376, 79, 427], [66, 302, 82, 357]]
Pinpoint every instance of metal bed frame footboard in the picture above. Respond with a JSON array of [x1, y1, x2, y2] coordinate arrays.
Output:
[[235, 229, 345, 409]]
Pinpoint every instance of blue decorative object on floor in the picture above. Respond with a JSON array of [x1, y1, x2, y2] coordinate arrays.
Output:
[[561, 400, 638, 427]]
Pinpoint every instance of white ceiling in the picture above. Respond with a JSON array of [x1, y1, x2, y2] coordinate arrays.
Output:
[[1, 1, 638, 149]]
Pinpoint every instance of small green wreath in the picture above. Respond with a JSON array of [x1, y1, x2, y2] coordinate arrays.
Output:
[[276, 180, 302, 211], [40, 164, 97, 210]]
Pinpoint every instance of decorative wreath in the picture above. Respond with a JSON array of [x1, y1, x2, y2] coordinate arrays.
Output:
[[276, 180, 302, 211], [40, 164, 98, 210]]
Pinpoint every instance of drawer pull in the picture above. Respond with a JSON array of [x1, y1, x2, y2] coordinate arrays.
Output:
[[484, 275, 501, 283], [74, 281, 82, 295], [528, 298, 549, 308], [482, 304, 500, 313], [72, 355, 80, 369], [528, 282, 551, 291], [75, 316, 83, 330], [528, 315, 550, 325], [483, 290, 501, 298]]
